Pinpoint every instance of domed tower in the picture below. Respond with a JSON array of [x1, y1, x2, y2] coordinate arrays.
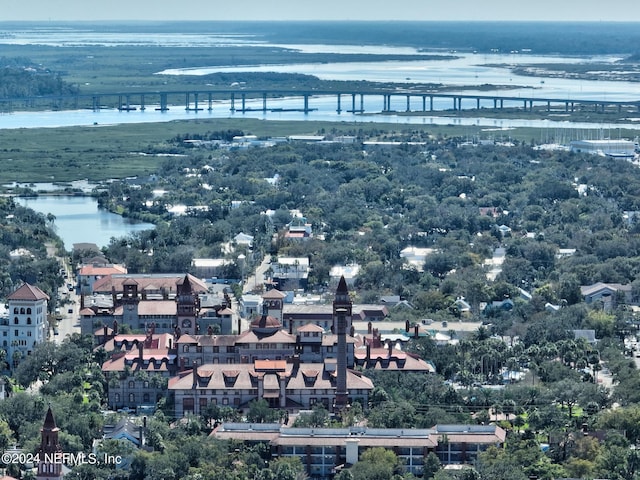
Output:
[[250, 309, 282, 336], [333, 276, 351, 412], [36, 405, 63, 479]]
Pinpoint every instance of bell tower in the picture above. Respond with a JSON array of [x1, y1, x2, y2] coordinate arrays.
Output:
[[37, 405, 63, 479], [176, 275, 199, 335]]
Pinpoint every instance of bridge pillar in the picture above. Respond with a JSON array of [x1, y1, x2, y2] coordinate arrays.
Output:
[[453, 97, 457, 110], [547, 101, 551, 112], [336, 94, 342, 113], [493, 99, 497, 109], [140, 95, 145, 111], [160, 93, 168, 111], [185, 92, 190, 110], [230, 93, 235, 112], [263, 93, 267, 112], [194, 93, 199, 111], [457, 97, 462, 110], [242, 93, 246, 112], [304, 94, 309, 113], [422, 95, 426, 111], [477, 98, 480, 109], [430, 96, 433, 111], [565, 101, 569, 112], [208, 93, 213, 111], [571, 102, 574, 112], [92, 96, 99, 111], [351, 93, 356, 113], [523, 100, 527, 110], [406, 94, 410, 112], [360, 94, 364, 113]]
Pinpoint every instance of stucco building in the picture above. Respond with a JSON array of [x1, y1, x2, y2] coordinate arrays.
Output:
[[1, 283, 49, 368]]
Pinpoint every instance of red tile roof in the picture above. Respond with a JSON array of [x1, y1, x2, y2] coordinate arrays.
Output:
[[78, 265, 127, 276], [262, 289, 287, 299], [93, 274, 207, 294], [8, 283, 49, 301]]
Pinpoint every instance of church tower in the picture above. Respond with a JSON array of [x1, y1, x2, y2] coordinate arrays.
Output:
[[37, 406, 63, 479], [333, 276, 351, 412]]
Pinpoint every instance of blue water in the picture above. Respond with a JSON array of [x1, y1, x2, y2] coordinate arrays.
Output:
[[15, 196, 154, 250]]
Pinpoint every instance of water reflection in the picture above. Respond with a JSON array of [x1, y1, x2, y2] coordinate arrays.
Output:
[[15, 196, 154, 250]]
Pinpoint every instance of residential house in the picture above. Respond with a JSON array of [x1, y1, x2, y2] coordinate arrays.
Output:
[[581, 282, 634, 311], [329, 265, 360, 287], [400, 246, 435, 272], [190, 258, 232, 280], [271, 257, 309, 291]]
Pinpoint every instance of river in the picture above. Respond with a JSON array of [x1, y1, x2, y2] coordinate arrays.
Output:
[[15, 195, 154, 250], [1, 44, 640, 131]]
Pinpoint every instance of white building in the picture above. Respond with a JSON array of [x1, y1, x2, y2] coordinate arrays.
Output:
[[2, 283, 49, 368], [570, 139, 637, 158], [271, 257, 310, 290], [400, 246, 435, 272], [329, 264, 360, 287]]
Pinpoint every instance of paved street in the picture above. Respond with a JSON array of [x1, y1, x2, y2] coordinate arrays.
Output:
[[45, 243, 80, 344]]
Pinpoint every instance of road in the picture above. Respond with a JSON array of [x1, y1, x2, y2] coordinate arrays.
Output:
[[243, 255, 271, 295], [45, 243, 80, 344]]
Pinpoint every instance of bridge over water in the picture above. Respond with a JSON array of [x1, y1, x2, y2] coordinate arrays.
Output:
[[2, 89, 639, 115]]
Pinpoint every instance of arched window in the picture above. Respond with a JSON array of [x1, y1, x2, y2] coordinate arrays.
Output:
[[143, 393, 150, 403], [26, 308, 31, 314], [128, 381, 135, 388], [13, 308, 18, 314], [129, 393, 135, 403], [13, 317, 18, 325], [114, 393, 120, 402], [20, 308, 25, 314], [27, 318, 32, 325]]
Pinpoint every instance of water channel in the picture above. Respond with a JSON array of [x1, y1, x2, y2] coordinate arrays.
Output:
[[15, 195, 154, 251]]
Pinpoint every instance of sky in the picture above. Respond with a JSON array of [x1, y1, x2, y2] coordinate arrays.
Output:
[[3, 0, 640, 22]]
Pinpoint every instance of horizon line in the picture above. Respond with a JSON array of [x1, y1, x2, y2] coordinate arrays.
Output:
[[2, 19, 640, 23]]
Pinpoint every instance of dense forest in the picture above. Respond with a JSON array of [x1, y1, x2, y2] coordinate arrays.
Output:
[[99, 130, 640, 319], [0, 197, 62, 300], [0, 56, 79, 98]]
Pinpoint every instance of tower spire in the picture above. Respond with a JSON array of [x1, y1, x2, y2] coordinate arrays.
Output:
[[333, 276, 351, 412], [37, 405, 63, 479]]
